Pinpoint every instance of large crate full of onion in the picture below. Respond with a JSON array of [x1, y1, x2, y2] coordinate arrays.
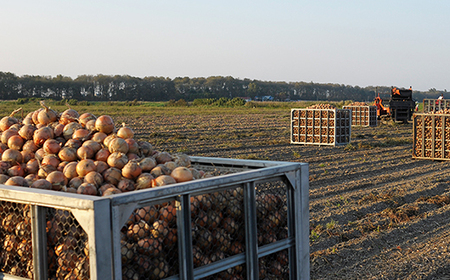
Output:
[[291, 105, 351, 146], [0, 157, 310, 280], [422, 99, 450, 113], [343, 103, 377, 127], [413, 111, 450, 160]]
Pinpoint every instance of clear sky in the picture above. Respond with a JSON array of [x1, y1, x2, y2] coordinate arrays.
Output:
[[1, 1, 449, 91]]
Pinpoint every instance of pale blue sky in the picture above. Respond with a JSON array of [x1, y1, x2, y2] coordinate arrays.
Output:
[[1, 1, 449, 91]]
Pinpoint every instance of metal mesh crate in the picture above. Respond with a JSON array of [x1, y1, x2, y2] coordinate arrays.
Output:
[[0, 157, 309, 280], [413, 113, 450, 160], [422, 99, 450, 113], [290, 108, 351, 146], [342, 105, 377, 127]]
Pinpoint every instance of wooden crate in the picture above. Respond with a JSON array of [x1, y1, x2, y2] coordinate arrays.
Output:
[[343, 105, 377, 127], [291, 108, 351, 146], [413, 113, 450, 160], [422, 99, 450, 113]]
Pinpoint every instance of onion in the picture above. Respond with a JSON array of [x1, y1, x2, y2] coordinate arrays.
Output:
[[125, 138, 139, 154], [79, 113, 96, 128], [5, 176, 27, 187], [0, 161, 11, 174], [174, 153, 191, 167], [2, 149, 23, 165], [171, 167, 194, 183], [0, 143, 8, 154], [86, 119, 96, 131], [33, 126, 54, 147], [34, 148, 47, 161], [151, 175, 176, 187], [25, 159, 39, 174], [18, 124, 37, 140], [68, 177, 83, 189], [63, 162, 78, 179], [127, 153, 139, 161], [98, 183, 116, 196], [77, 183, 98, 196], [103, 167, 122, 186], [150, 165, 171, 178], [164, 161, 178, 172], [108, 137, 129, 154], [95, 148, 111, 162], [37, 101, 58, 125], [43, 139, 61, 154], [117, 123, 134, 139], [103, 133, 118, 147], [22, 140, 38, 153], [42, 154, 60, 169], [52, 123, 65, 138], [60, 104, 79, 125], [118, 178, 135, 192], [7, 135, 24, 150], [95, 115, 115, 134], [24, 174, 39, 186], [122, 159, 142, 180], [107, 152, 128, 169], [101, 187, 122, 196], [91, 132, 107, 143], [82, 140, 101, 154], [84, 171, 103, 188], [0, 108, 21, 131], [64, 138, 82, 150], [7, 165, 25, 177], [0, 174, 9, 184], [58, 147, 78, 162], [94, 160, 109, 174], [19, 150, 34, 164], [135, 173, 154, 190], [38, 164, 56, 178], [77, 146, 94, 160], [76, 159, 96, 177], [139, 157, 157, 172], [46, 171, 67, 191], [63, 122, 82, 140], [1, 128, 19, 144], [31, 108, 42, 125], [154, 152, 173, 164], [72, 128, 90, 141], [137, 141, 154, 157]]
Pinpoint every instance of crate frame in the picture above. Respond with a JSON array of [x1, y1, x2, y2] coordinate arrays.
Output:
[[412, 113, 450, 161], [342, 105, 377, 127], [290, 108, 351, 146], [0, 157, 310, 280], [422, 99, 450, 113]]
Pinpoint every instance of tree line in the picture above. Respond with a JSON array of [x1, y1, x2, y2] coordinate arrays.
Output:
[[0, 72, 443, 102]]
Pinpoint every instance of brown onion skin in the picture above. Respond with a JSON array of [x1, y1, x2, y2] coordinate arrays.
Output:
[[92, 132, 107, 143], [79, 113, 96, 127], [2, 149, 23, 165], [118, 178, 135, 192], [62, 122, 82, 140], [21, 150, 35, 163], [171, 167, 194, 183], [82, 140, 101, 154], [95, 115, 115, 134], [117, 125, 134, 139], [95, 148, 111, 162], [151, 175, 177, 187], [77, 146, 94, 160], [84, 171, 103, 188], [37, 107, 58, 125], [1, 128, 19, 145], [77, 183, 98, 196], [60, 108, 79, 125], [46, 171, 67, 191], [108, 137, 129, 154], [63, 162, 78, 179], [122, 160, 142, 180], [42, 155, 60, 169], [34, 126, 54, 147], [0, 116, 18, 132], [69, 177, 83, 189], [43, 139, 61, 154], [5, 176, 27, 187], [7, 135, 24, 150], [101, 187, 122, 196], [76, 159, 96, 177], [107, 152, 128, 169], [22, 140, 38, 153], [64, 139, 82, 150], [72, 129, 90, 141], [25, 159, 39, 174], [103, 167, 122, 186], [95, 160, 109, 174], [58, 147, 78, 162], [7, 165, 25, 177], [19, 125, 37, 140]]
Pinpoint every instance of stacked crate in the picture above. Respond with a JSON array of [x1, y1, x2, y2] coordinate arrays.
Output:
[[343, 104, 377, 127], [291, 107, 351, 146], [413, 111, 450, 160], [422, 99, 450, 113]]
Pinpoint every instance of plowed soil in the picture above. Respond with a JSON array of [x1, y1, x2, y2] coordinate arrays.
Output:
[[118, 110, 450, 280]]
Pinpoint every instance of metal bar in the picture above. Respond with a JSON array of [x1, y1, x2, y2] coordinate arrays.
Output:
[[177, 194, 194, 280], [244, 182, 258, 279], [31, 205, 48, 280]]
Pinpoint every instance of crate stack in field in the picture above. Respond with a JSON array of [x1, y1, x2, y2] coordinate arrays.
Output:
[[422, 99, 450, 113], [343, 102, 377, 127], [291, 104, 351, 146], [413, 110, 450, 160]]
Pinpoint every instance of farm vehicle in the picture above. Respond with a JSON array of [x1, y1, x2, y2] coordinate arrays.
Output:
[[373, 86, 415, 123]]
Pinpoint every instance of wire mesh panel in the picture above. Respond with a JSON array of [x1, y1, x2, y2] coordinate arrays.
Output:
[[0, 201, 33, 278], [111, 157, 310, 280]]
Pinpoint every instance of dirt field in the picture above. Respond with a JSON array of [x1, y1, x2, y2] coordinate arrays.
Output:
[[118, 109, 450, 280]]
